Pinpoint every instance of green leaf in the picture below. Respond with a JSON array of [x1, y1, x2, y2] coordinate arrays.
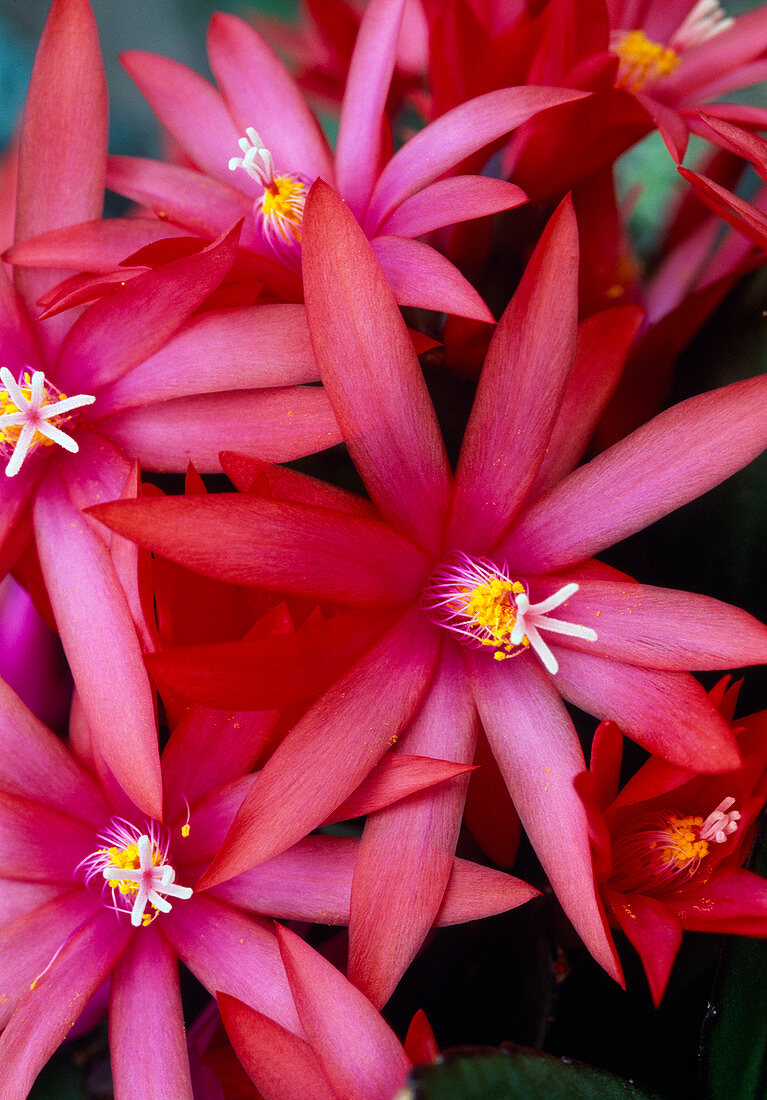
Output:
[[701, 809, 767, 1100], [405, 1045, 661, 1099]]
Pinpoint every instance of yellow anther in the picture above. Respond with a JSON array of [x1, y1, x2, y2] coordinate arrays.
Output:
[[262, 176, 306, 242], [613, 30, 680, 91], [181, 823, 190, 838]]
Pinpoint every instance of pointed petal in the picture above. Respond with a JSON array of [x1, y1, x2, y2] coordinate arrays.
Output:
[[277, 923, 410, 1100], [465, 651, 622, 981], [366, 87, 588, 231], [219, 450, 375, 515], [449, 198, 578, 552], [348, 646, 478, 1006], [552, 646, 740, 772], [669, 867, 767, 934], [590, 722, 623, 812], [5, 217, 187, 273], [33, 470, 163, 819], [632, 94, 688, 162], [303, 180, 451, 555], [107, 155, 252, 237], [208, 13, 334, 184], [0, 910, 130, 1100], [14, 0, 107, 324], [0, 676, 108, 824], [378, 176, 527, 238], [371, 235, 495, 321], [56, 225, 240, 394], [88, 494, 431, 605], [93, 304, 318, 416], [499, 374, 767, 573], [122, 51, 253, 192], [162, 893, 301, 1034], [197, 607, 440, 889], [336, 0, 407, 217], [111, 931, 193, 1100], [609, 890, 682, 1007], [404, 1010, 439, 1065], [437, 860, 538, 925]]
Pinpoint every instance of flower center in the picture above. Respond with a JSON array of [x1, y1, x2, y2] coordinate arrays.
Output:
[[78, 817, 192, 927], [611, 30, 680, 91], [229, 127, 307, 246], [421, 552, 597, 675], [609, 797, 740, 896], [0, 366, 95, 478]]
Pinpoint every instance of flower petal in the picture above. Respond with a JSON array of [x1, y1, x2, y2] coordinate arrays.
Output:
[[499, 374, 767, 574], [608, 889, 682, 1008], [371, 235, 495, 321], [449, 198, 578, 552], [218, 993, 338, 1100], [88, 494, 431, 605], [34, 468, 163, 819], [162, 893, 301, 1034], [348, 645, 478, 1007], [111, 930, 193, 1100], [552, 646, 740, 772], [276, 922, 410, 1100], [465, 651, 622, 982], [378, 176, 527, 238], [197, 607, 440, 890], [303, 180, 451, 555]]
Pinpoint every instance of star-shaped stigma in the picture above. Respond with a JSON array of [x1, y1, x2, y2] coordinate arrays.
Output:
[[101, 833, 193, 928], [0, 366, 95, 477]]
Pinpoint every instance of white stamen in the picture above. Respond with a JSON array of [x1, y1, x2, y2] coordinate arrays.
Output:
[[0, 367, 95, 477], [229, 127, 276, 189], [670, 0, 734, 51], [699, 796, 741, 843], [101, 833, 192, 927]]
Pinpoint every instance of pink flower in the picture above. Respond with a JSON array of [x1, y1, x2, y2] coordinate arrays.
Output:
[[578, 679, 767, 1005], [0, 666, 532, 1096], [11, 0, 585, 322], [0, 0, 342, 815], [91, 180, 767, 999]]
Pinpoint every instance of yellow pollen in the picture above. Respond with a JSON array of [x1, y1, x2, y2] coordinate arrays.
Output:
[[613, 30, 680, 91], [459, 578, 528, 660], [0, 372, 61, 451], [262, 176, 306, 242], [103, 842, 162, 896], [656, 814, 709, 868], [181, 823, 190, 838]]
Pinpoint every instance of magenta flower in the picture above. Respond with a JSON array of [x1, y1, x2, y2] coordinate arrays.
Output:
[[11, 0, 585, 322], [0, 666, 533, 1097], [91, 180, 767, 1000], [0, 0, 341, 816], [578, 680, 767, 1005]]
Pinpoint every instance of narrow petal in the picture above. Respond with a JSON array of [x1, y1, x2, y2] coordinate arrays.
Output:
[[609, 890, 682, 1007], [348, 646, 478, 1007], [34, 470, 163, 819], [197, 607, 440, 889], [448, 199, 578, 552], [0, 881, 64, 931], [303, 180, 451, 556], [122, 51, 255, 192], [677, 168, 767, 250], [590, 722, 623, 812], [378, 176, 527, 238], [5, 217, 188, 273], [98, 387, 340, 473], [111, 931, 193, 1100], [208, 13, 334, 184], [0, 909, 130, 1100], [366, 87, 588, 231], [92, 304, 318, 416], [335, 0, 407, 217], [526, 572, 767, 670], [499, 374, 767, 574], [88, 494, 431, 605], [0, 676, 108, 824], [14, 0, 107, 327], [465, 652, 622, 982], [669, 867, 767, 934], [326, 752, 477, 825], [107, 155, 252, 237], [162, 893, 301, 1034], [371, 235, 495, 321], [277, 923, 410, 1100], [56, 225, 240, 394], [219, 450, 376, 516], [218, 993, 338, 1100], [552, 646, 740, 772]]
